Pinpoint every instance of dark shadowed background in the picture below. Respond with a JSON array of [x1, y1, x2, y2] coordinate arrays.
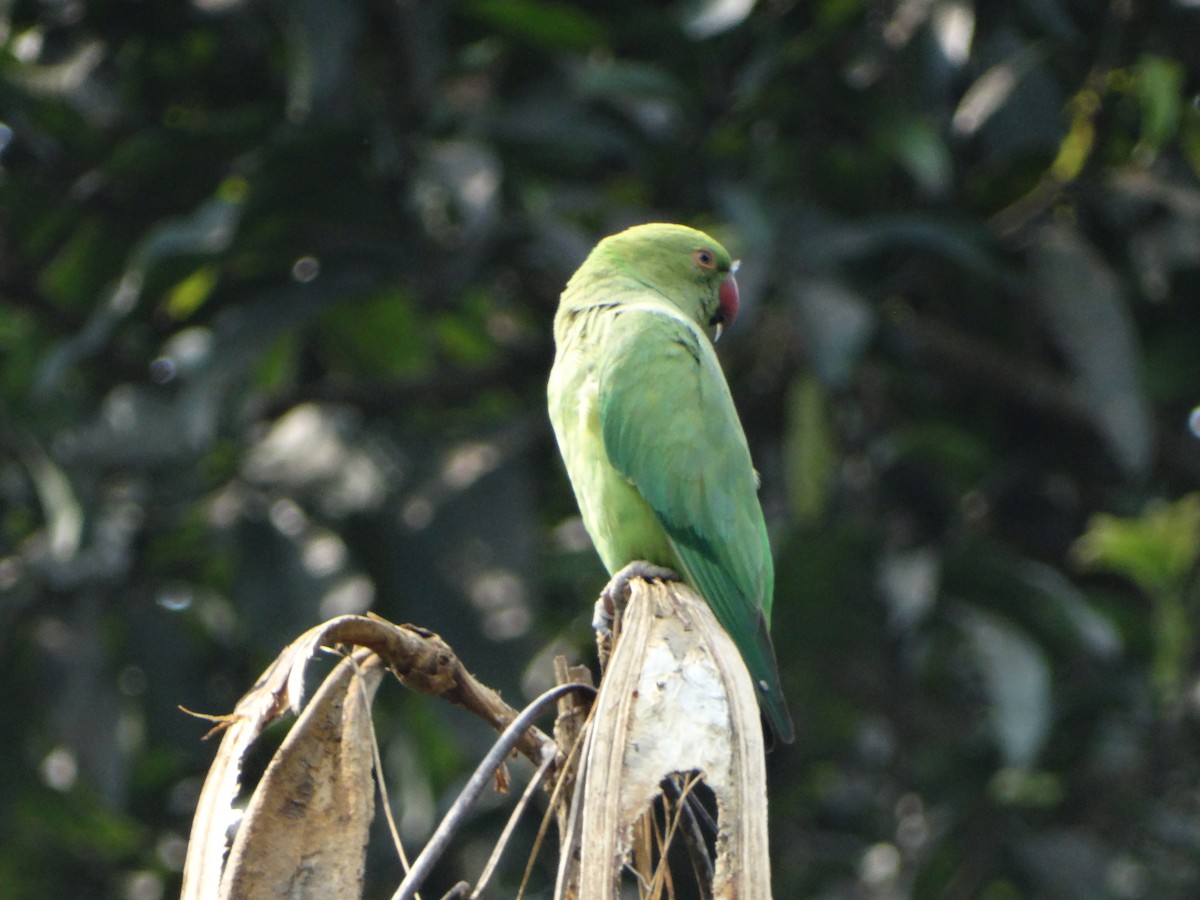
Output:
[[2, 0, 1200, 896]]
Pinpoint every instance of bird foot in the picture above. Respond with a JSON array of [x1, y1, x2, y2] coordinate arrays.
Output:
[[594, 561, 679, 634], [592, 598, 614, 635]]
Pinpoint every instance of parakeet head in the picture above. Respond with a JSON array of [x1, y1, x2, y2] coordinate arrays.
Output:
[[589, 223, 740, 341]]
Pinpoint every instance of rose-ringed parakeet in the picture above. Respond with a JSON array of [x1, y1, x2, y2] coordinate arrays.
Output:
[[548, 222, 795, 745]]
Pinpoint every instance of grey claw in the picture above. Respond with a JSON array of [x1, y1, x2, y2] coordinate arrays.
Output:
[[592, 598, 613, 635], [599, 560, 679, 620]]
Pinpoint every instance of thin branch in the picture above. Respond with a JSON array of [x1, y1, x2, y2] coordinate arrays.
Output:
[[648, 772, 703, 898], [470, 748, 558, 898], [519, 683, 593, 900], [303, 614, 557, 766], [392, 682, 595, 900], [661, 777, 715, 897]]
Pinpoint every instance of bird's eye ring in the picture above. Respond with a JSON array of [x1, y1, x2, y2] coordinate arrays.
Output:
[[694, 249, 716, 269]]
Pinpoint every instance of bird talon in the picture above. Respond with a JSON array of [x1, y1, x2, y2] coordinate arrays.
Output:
[[592, 598, 614, 636], [598, 560, 679, 624]]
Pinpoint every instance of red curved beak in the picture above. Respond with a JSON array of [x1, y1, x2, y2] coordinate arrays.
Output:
[[715, 272, 740, 341]]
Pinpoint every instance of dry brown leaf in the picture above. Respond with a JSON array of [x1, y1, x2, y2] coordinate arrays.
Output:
[[555, 579, 773, 899], [220, 650, 383, 898], [182, 615, 556, 899]]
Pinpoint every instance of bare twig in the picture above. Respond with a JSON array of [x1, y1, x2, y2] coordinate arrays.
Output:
[[296, 614, 557, 767], [519, 681, 593, 900], [470, 748, 558, 898], [662, 777, 715, 897], [392, 681, 595, 900], [551, 657, 594, 838], [647, 772, 704, 897]]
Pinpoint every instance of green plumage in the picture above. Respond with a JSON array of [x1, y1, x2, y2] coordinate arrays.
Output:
[[548, 222, 795, 744]]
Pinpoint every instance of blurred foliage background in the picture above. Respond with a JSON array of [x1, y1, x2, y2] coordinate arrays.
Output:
[[2, 0, 1200, 896]]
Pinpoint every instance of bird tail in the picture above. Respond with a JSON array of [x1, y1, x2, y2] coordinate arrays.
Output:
[[751, 616, 795, 745]]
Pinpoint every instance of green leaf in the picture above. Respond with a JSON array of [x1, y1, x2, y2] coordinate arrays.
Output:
[[436, 291, 499, 367], [783, 375, 837, 523], [1029, 223, 1152, 476], [162, 265, 219, 320], [893, 423, 994, 489], [876, 115, 952, 196], [465, 0, 605, 51], [1134, 54, 1183, 155], [1072, 494, 1200, 599], [1073, 494, 1200, 704], [33, 185, 245, 396], [36, 217, 123, 312], [316, 288, 433, 379], [1019, 561, 1122, 660]]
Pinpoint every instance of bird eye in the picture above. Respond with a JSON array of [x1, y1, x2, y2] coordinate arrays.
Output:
[[693, 249, 716, 269]]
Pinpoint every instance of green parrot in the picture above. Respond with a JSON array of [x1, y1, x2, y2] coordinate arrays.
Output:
[[548, 222, 795, 745]]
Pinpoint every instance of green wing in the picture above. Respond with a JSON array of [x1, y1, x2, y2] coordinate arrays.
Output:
[[597, 307, 794, 742]]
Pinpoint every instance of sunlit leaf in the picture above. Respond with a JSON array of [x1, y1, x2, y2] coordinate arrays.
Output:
[[954, 34, 1062, 158], [416, 139, 502, 236], [789, 276, 875, 387], [1049, 90, 1097, 182], [1073, 495, 1199, 703], [242, 403, 390, 516], [14, 434, 82, 562], [281, 0, 360, 121], [34, 189, 244, 396], [956, 605, 1052, 769], [952, 44, 1041, 136], [162, 265, 219, 320], [130, 191, 243, 269], [878, 545, 941, 633], [932, 1, 974, 65], [990, 767, 1064, 808], [1134, 54, 1184, 155], [682, 0, 756, 39], [1073, 495, 1200, 598]]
